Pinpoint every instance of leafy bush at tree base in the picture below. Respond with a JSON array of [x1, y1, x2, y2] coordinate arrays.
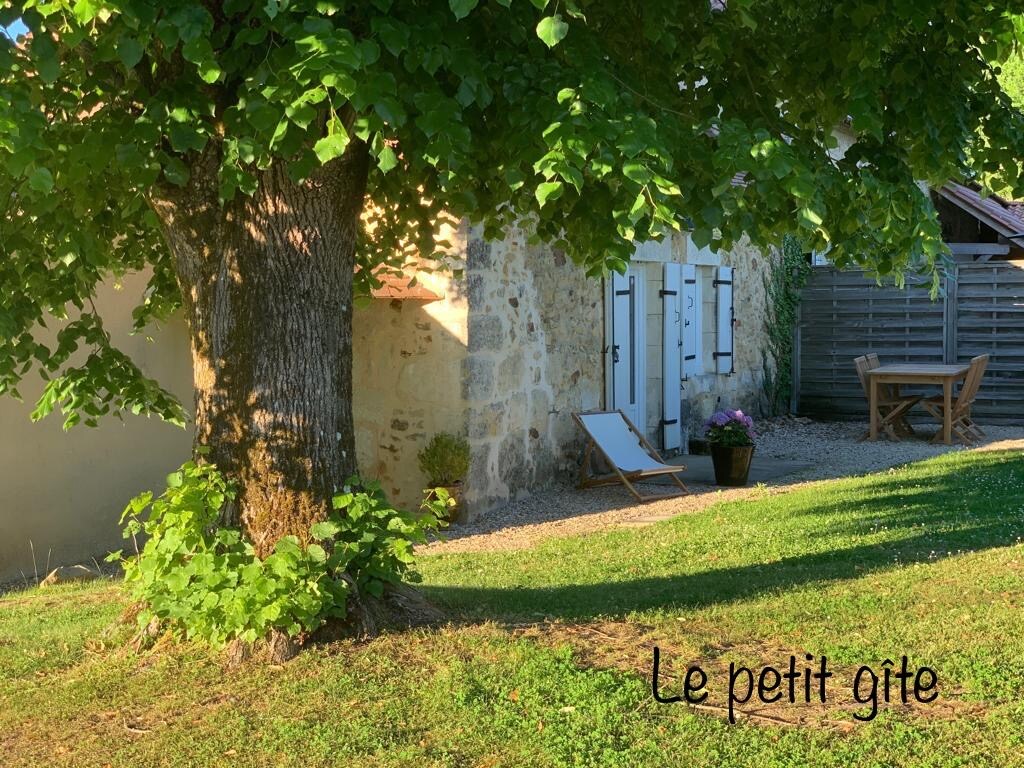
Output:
[[111, 456, 446, 647]]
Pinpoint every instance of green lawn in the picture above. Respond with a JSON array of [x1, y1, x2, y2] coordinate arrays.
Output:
[[3, 449, 1024, 767]]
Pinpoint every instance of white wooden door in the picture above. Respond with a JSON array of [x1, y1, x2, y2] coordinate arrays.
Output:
[[610, 267, 645, 429], [662, 263, 682, 450]]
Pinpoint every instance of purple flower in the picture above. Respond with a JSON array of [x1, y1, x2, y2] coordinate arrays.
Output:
[[704, 408, 756, 445]]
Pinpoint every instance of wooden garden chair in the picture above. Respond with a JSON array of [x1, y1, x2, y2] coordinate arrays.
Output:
[[573, 410, 689, 502], [921, 354, 989, 444], [867, 352, 919, 438], [854, 354, 922, 441]]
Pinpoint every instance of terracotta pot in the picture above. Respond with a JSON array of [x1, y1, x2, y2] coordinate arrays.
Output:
[[710, 444, 755, 487]]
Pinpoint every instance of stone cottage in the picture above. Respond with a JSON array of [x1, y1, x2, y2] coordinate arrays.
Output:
[[360, 222, 776, 516]]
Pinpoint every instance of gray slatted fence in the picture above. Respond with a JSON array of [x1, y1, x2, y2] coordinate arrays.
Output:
[[956, 263, 1024, 420], [796, 261, 1024, 424]]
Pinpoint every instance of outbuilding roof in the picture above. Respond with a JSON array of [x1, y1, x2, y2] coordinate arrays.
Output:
[[937, 182, 1024, 241]]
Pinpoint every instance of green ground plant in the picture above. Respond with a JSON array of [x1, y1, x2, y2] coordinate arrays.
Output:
[[113, 457, 444, 646]]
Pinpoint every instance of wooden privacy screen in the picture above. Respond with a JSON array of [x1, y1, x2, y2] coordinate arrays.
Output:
[[796, 261, 1024, 424]]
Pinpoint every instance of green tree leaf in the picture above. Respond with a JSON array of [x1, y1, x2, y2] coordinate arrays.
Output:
[[377, 145, 398, 173], [535, 180, 564, 207], [117, 37, 144, 69], [27, 167, 54, 193], [448, 0, 479, 20], [313, 125, 351, 164], [536, 15, 569, 48]]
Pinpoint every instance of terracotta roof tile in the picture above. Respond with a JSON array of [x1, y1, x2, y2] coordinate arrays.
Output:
[[370, 272, 443, 301]]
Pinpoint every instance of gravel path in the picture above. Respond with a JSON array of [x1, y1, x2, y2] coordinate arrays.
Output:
[[423, 418, 1024, 555]]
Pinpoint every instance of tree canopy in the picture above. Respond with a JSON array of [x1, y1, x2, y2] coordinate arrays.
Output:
[[2, 0, 1024, 430], [998, 46, 1024, 109]]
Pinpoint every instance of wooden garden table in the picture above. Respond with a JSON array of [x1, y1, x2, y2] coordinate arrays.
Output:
[[865, 364, 970, 445]]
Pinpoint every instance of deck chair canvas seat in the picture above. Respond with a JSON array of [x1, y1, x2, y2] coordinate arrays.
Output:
[[573, 410, 689, 502]]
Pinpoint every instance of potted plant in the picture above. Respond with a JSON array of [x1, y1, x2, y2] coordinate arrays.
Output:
[[704, 409, 756, 487], [417, 432, 470, 521]]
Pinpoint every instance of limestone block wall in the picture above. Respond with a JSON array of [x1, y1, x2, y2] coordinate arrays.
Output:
[[352, 268, 468, 512], [463, 226, 604, 515], [460, 224, 778, 516]]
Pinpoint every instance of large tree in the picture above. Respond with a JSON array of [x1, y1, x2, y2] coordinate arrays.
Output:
[[2, 0, 1024, 556]]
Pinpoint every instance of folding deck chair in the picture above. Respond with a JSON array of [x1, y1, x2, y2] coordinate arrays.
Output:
[[573, 410, 689, 502]]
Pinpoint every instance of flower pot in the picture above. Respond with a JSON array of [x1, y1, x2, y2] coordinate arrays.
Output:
[[710, 444, 755, 487]]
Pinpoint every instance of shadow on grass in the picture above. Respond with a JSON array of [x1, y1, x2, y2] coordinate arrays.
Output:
[[422, 450, 1024, 622]]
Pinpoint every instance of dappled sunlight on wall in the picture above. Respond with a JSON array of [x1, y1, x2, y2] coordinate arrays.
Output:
[[351, 266, 468, 511]]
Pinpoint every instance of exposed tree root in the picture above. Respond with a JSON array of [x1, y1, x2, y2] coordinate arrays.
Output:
[[267, 629, 299, 663], [312, 580, 447, 644]]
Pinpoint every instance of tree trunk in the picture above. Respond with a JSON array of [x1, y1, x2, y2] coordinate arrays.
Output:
[[149, 145, 370, 557]]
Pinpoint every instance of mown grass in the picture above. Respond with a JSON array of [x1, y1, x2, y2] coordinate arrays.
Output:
[[2, 449, 1024, 767]]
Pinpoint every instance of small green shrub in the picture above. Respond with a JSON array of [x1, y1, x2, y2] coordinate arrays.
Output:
[[112, 457, 445, 647], [417, 432, 470, 486]]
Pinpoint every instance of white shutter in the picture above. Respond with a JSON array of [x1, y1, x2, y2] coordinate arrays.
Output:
[[715, 265, 734, 374], [661, 263, 682, 451], [611, 269, 632, 413], [610, 268, 644, 428], [681, 264, 700, 378]]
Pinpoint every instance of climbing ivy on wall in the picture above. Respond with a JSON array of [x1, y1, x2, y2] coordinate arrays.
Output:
[[762, 235, 813, 414]]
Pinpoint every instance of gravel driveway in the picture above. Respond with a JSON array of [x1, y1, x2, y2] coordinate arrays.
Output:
[[423, 418, 1024, 555]]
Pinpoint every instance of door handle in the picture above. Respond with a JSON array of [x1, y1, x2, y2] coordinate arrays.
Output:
[[612, 344, 620, 364]]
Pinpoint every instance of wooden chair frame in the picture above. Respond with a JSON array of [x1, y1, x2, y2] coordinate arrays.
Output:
[[854, 354, 922, 441], [922, 354, 989, 444], [573, 410, 689, 503]]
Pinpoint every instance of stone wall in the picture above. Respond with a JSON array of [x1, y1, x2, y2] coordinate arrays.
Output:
[[460, 223, 779, 517], [463, 225, 604, 516], [352, 265, 468, 512]]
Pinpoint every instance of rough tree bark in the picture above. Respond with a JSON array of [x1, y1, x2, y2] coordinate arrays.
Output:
[[149, 141, 370, 558]]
